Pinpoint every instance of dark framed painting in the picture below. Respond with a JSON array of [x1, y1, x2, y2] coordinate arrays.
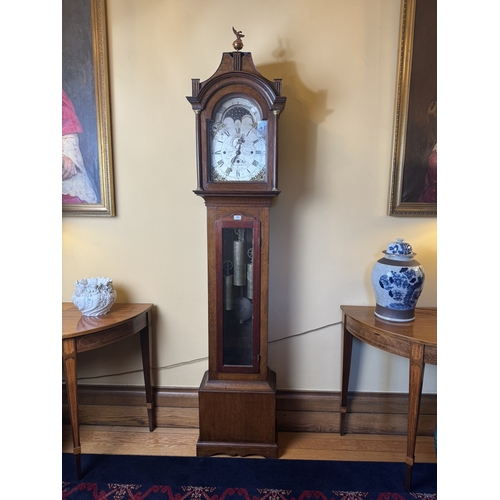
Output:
[[388, 0, 436, 217], [62, 0, 115, 216]]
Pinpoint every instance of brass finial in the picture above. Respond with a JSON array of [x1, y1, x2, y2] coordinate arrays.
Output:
[[232, 27, 244, 51]]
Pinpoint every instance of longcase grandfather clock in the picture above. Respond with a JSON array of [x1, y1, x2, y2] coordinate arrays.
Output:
[[187, 29, 286, 458]]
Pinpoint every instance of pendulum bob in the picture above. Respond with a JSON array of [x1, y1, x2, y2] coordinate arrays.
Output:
[[233, 296, 252, 324], [246, 263, 253, 299], [233, 240, 246, 286], [224, 275, 233, 310]]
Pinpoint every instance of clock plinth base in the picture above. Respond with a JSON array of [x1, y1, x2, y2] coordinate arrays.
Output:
[[196, 441, 278, 459], [196, 369, 278, 458]]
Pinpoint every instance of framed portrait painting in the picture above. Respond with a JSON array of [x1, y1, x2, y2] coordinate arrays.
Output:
[[388, 0, 436, 217], [62, 0, 115, 216]]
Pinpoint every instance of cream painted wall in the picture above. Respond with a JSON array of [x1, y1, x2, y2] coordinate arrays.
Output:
[[62, 0, 437, 394]]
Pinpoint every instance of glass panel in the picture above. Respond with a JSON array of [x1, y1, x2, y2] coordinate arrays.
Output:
[[222, 227, 254, 366]]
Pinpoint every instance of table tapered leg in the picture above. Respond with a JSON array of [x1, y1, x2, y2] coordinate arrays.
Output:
[[62, 338, 82, 479], [140, 310, 155, 432], [405, 342, 425, 491], [339, 313, 354, 436]]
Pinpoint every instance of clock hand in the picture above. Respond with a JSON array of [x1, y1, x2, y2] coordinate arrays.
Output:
[[230, 151, 240, 166], [230, 137, 245, 165]]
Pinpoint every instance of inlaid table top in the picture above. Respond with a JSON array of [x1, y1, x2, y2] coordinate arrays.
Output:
[[340, 305, 436, 347], [62, 302, 153, 339], [339, 305, 437, 491]]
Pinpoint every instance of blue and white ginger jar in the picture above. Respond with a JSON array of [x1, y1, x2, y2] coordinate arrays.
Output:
[[371, 238, 424, 322]]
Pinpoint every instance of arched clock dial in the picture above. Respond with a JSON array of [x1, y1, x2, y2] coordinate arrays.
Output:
[[210, 96, 267, 182]]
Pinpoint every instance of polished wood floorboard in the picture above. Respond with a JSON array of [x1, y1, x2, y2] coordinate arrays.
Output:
[[62, 425, 437, 463]]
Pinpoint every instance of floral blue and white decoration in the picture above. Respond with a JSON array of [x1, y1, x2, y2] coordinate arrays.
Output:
[[371, 239, 425, 322]]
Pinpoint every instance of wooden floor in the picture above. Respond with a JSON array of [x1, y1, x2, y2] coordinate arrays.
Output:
[[63, 425, 437, 463]]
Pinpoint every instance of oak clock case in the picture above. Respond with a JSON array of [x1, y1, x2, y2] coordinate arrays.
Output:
[[187, 30, 286, 459]]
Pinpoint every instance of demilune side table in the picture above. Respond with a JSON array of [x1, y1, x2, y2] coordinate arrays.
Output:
[[62, 302, 156, 478], [339, 305, 437, 491]]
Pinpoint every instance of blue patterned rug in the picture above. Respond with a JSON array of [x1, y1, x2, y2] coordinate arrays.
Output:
[[62, 453, 437, 499]]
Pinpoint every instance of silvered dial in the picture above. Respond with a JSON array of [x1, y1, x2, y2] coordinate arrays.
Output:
[[210, 96, 267, 182]]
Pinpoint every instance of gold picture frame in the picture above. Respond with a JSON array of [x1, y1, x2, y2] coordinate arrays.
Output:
[[388, 0, 436, 217], [62, 0, 115, 216]]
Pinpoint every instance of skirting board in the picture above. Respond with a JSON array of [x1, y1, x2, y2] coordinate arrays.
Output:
[[62, 385, 436, 436]]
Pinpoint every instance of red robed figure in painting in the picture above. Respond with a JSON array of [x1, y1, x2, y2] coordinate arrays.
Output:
[[62, 89, 98, 204]]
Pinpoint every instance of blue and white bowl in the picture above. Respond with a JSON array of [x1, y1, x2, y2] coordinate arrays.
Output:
[[371, 238, 425, 322]]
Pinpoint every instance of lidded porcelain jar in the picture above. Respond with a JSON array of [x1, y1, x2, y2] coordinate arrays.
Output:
[[371, 238, 425, 322]]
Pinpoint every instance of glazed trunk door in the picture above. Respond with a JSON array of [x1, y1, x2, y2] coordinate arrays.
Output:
[[215, 216, 261, 373]]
